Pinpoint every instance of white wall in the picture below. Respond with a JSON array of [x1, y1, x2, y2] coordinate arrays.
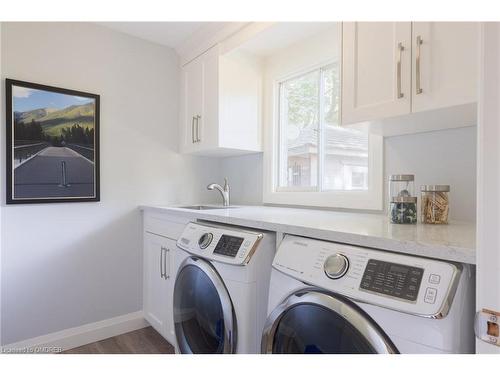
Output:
[[223, 126, 477, 221], [0, 22, 221, 345]]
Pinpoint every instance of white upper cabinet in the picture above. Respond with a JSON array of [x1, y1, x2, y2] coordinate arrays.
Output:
[[342, 22, 479, 126], [179, 44, 262, 156], [411, 22, 479, 113], [182, 53, 204, 154], [342, 22, 412, 125], [178, 22, 479, 146]]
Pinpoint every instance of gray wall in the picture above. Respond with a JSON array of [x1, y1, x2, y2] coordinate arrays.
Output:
[[384, 126, 476, 221], [222, 126, 477, 221], [0, 22, 220, 345]]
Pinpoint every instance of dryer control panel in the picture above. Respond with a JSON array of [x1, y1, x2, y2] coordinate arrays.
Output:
[[177, 222, 263, 265], [273, 235, 461, 318]]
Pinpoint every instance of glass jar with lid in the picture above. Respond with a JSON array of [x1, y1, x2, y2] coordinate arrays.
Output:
[[421, 185, 450, 224], [388, 175, 417, 224]]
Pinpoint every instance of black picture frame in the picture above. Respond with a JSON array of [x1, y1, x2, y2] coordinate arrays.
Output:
[[6, 79, 100, 204]]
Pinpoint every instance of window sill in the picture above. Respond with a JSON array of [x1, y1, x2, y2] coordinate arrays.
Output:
[[262, 190, 383, 211]]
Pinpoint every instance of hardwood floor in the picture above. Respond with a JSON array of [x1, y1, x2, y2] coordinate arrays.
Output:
[[62, 327, 175, 354]]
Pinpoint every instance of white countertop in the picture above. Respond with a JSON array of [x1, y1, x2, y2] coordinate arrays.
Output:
[[140, 205, 476, 264]]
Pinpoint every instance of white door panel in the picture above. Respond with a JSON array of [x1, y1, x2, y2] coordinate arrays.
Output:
[[476, 22, 500, 354], [182, 56, 203, 152], [342, 22, 411, 125], [198, 45, 219, 151], [412, 22, 479, 113], [143, 233, 175, 344]]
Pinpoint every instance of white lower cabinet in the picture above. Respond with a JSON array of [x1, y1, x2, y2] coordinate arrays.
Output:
[[143, 232, 176, 344]]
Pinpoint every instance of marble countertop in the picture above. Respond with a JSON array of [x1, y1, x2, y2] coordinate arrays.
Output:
[[140, 205, 476, 264]]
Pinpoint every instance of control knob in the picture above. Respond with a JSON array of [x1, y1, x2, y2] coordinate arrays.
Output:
[[323, 254, 349, 279], [198, 232, 213, 249]]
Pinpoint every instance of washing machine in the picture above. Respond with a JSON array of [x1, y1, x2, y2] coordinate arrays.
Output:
[[262, 235, 475, 354], [174, 221, 275, 354]]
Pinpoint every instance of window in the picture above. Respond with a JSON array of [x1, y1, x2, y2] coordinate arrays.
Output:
[[278, 63, 369, 193], [264, 60, 383, 210]]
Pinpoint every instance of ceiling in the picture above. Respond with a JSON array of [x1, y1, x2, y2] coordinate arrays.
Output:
[[97, 22, 207, 48], [237, 22, 337, 57]]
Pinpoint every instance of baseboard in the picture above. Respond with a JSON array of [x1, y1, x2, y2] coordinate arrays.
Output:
[[2, 311, 149, 353]]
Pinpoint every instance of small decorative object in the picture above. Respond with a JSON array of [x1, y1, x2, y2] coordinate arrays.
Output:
[[390, 197, 417, 224], [388, 175, 417, 224], [421, 185, 450, 224], [6, 79, 100, 204]]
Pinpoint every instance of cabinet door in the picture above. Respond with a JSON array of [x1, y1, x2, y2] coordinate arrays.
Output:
[[143, 233, 175, 344], [342, 22, 412, 125], [412, 22, 479, 113], [181, 57, 203, 152], [197, 45, 219, 152]]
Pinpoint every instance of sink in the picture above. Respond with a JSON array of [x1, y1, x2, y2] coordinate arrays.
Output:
[[178, 205, 236, 210]]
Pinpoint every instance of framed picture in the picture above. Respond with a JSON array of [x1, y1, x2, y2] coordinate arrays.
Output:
[[6, 79, 100, 204]]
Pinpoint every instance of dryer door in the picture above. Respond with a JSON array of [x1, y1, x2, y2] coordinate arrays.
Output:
[[262, 289, 398, 354], [173, 256, 236, 353]]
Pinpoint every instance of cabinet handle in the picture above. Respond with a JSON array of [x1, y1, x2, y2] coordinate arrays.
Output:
[[191, 116, 196, 143], [164, 248, 170, 279], [159, 246, 165, 279], [196, 115, 201, 143], [416, 35, 423, 95], [396, 42, 404, 99]]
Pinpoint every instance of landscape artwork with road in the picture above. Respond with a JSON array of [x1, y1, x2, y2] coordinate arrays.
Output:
[[7, 80, 99, 203]]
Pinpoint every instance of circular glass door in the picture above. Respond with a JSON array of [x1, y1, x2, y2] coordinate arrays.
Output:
[[262, 290, 398, 354], [174, 257, 236, 354]]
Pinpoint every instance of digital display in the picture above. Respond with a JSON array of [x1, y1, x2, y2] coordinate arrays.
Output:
[[213, 235, 244, 258], [360, 259, 424, 302], [389, 265, 408, 274]]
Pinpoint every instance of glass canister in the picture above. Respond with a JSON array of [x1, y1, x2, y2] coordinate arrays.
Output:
[[421, 185, 450, 224], [390, 196, 418, 224], [389, 175, 416, 224]]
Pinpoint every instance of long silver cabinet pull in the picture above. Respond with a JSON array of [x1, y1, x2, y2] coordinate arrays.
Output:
[[164, 248, 170, 279], [396, 42, 404, 99], [196, 115, 201, 143], [159, 247, 165, 279], [416, 35, 423, 95], [191, 116, 196, 143]]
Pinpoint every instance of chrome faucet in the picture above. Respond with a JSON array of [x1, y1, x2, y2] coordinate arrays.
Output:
[[207, 178, 230, 206]]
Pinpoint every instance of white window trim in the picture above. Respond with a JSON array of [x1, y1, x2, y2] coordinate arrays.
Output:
[[263, 63, 384, 211]]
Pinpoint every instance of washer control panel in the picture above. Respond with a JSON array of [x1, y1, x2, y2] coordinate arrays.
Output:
[[177, 222, 263, 265], [213, 235, 245, 257], [273, 235, 461, 318], [359, 259, 424, 302]]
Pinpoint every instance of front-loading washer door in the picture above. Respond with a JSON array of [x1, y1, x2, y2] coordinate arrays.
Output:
[[261, 289, 399, 354], [174, 256, 236, 354]]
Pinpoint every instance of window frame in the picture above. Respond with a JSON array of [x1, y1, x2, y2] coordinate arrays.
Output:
[[263, 60, 383, 210]]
